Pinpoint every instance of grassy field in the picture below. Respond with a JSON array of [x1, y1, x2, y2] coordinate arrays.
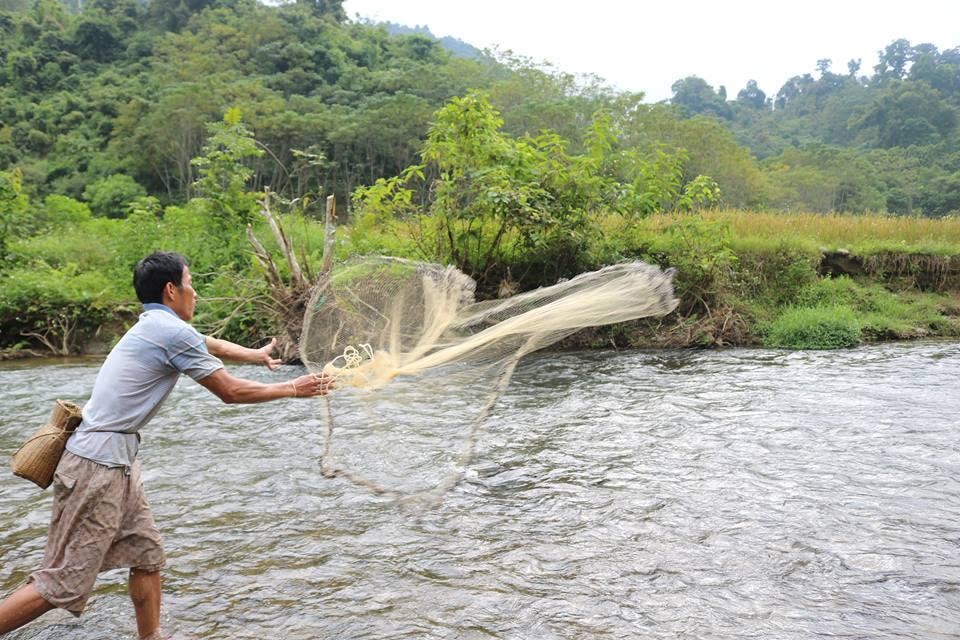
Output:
[[4, 207, 960, 356], [646, 210, 960, 255], [581, 209, 960, 349]]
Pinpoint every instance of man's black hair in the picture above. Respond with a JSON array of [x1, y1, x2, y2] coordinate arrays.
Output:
[[133, 252, 188, 304]]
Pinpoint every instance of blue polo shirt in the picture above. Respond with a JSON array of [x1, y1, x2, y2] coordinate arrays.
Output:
[[65, 303, 224, 468]]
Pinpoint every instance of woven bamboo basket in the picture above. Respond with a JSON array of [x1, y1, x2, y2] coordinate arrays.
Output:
[[11, 399, 83, 489]]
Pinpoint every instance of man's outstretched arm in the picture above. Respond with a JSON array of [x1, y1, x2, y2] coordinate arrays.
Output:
[[205, 336, 283, 370], [198, 368, 333, 404]]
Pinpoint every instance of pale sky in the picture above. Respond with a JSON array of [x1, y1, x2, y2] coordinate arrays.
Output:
[[343, 0, 960, 102]]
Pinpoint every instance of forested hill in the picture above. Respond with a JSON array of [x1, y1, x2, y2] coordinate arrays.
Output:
[[0, 0, 958, 217], [377, 21, 481, 59], [669, 41, 960, 215]]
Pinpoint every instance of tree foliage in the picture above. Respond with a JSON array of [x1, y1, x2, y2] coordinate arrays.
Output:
[[663, 38, 960, 215], [353, 93, 719, 289], [0, 0, 958, 225]]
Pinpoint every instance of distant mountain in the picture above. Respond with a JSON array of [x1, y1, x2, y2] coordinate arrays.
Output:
[[380, 21, 482, 59]]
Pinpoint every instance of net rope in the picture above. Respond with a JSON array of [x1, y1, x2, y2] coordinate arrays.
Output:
[[300, 256, 678, 506]]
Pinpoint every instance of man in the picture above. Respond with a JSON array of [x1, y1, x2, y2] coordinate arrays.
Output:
[[0, 252, 333, 639]]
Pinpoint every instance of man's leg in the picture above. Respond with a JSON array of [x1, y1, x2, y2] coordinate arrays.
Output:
[[129, 568, 161, 639], [0, 583, 54, 634]]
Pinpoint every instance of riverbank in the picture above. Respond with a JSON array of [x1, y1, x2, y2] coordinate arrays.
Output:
[[4, 253, 959, 359], [3, 209, 960, 358], [575, 211, 960, 349]]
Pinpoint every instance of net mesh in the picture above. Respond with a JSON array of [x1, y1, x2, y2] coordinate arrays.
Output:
[[300, 256, 678, 505]]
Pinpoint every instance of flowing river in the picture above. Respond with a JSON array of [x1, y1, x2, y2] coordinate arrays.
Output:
[[1, 343, 959, 639]]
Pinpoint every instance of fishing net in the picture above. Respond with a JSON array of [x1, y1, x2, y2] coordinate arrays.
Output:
[[300, 256, 678, 504]]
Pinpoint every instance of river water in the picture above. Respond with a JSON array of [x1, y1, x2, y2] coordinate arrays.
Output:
[[1, 343, 959, 639]]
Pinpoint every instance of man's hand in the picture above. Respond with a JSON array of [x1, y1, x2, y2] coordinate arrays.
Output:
[[289, 372, 335, 398], [255, 337, 283, 370], [205, 335, 283, 369]]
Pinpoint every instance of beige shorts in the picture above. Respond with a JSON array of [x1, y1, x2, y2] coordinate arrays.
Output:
[[28, 451, 166, 616]]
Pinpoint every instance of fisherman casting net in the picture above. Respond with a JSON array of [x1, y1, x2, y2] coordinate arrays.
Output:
[[300, 257, 678, 504]]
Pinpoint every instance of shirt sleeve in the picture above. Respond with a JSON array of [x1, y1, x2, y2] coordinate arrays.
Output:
[[167, 326, 224, 381]]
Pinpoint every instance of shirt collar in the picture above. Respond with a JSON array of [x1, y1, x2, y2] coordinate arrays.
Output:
[[143, 303, 179, 318]]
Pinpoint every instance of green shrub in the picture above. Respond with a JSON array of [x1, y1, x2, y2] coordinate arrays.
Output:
[[0, 263, 132, 353], [734, 242, 821, 307], [43, 195, 92, 228], [764, 305, 861, 349], [796, 275, 862, 308], [795, 276, 953, 339], [82, 174, 148, 218], [649, 214, 738, 314]]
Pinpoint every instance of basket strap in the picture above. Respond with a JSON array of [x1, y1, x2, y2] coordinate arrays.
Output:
[[11, 427, 73, 458]]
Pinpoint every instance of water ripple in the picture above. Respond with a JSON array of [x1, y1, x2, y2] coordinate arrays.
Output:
[[2, 344, 960, 638]]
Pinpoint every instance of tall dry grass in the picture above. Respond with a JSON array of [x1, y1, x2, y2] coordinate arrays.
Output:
[[627, 210, 960, 255]]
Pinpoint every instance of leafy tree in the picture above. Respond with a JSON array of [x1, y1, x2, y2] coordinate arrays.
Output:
[[82, 173, 146, 217], [774, 73, 814, 110], [42, 194, 92, 228], [852, 80, 957, 147], [354, 93, 720, 287], [2, 0, 959, 223], [874, 38, 912, 83], [414, 92, 602, 279], [191, 107, 264, 227], [618, 105, 767, 208], [763, 145, 885, 212], [295, 0, 345, 22], [736, 80, 767, 109], [485, 52, 621, 146], [915, 172, 960, 217], [0, 169, 28, 262], [112, 87, 219, 199], [147, 0, 218, 32], [71, 12, 123, 63], [670, 76, 732, 119], [909, 45, 960, 95]]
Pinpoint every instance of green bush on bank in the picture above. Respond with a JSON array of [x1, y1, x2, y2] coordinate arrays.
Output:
[[0, 263, 132, 354], [797, 276, 956, 339], [0, 192, 259, 352], [763, 305, 862, 349], [732, 240, 821, 308]]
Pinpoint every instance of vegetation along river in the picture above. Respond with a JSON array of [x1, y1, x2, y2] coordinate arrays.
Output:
[[1, 343, 959, 639]]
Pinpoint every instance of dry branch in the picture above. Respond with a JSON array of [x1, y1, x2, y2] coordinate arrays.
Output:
[[247, 191, 337, 361]]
